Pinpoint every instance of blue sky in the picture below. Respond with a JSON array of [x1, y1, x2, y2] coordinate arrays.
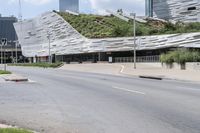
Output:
[[0, 0, 145, 19]]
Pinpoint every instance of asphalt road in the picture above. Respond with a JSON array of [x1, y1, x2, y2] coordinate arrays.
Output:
[[0, 66, 200, 133]]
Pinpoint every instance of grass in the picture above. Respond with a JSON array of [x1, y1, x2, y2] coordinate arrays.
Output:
[[0, 70, 12, 75], [8, 62, 63, 68], [56, 11, 200, 38], [0, 128, 32, 133]]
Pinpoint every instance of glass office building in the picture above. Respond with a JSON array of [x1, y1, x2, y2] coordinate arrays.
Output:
[[59, 0, 79, 13], [0, 15, 22, 63], [145, 0, 153, 17], [0, 15, 17, 47]]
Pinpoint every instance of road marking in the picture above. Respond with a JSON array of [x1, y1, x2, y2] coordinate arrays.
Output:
[[120, 65, 125, 73], [112, 86, 146, 95]]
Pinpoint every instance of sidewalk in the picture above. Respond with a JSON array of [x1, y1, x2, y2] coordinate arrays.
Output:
[[121, 63, 200, 82], [59, 63, 122, 75], [60, 63, 200, 82]]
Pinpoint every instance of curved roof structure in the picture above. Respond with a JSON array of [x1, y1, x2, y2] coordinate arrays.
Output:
[[14, 12, 200, 57]]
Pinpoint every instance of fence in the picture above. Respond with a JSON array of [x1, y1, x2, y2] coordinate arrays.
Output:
[[115, 55, 160, 63]]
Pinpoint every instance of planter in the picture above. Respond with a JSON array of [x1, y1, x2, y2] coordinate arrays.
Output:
[[180, 63, 186, 70], [162, 62, 200, 70]]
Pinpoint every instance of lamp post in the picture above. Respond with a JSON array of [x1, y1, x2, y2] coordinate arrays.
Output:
[[131, 13, 137, 69]]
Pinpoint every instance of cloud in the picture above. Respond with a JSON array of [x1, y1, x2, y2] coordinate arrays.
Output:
[[87, 0, 145, 16], [8, 0, 52, 5]]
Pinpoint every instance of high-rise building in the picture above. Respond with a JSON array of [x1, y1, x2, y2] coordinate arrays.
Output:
[[0, 15, 22, 63], [0, 15, 18, 47], [145, 0, 153, 17], [145, 0, 200, 22], [59, 0, 79, 13]]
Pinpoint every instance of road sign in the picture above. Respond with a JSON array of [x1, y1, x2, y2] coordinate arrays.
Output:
[[1, 38, 7, 46]]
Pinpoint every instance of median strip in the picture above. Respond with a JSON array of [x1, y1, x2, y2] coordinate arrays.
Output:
[[3, 74, 28, 82]]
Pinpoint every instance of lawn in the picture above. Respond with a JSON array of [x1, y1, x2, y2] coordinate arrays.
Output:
[[0, 70, 12, 75], [0, 128, 32, 133]]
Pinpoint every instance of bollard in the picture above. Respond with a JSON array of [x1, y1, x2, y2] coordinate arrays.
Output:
[[4, 64, 7, 71]]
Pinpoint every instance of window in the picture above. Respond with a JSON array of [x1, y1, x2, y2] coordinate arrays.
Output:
[[188, 7, 196, 11]]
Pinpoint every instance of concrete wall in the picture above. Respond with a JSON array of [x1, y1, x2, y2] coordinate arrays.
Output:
[[162, 62, 200, 70]]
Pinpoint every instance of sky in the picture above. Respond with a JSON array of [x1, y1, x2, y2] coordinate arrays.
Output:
[[0, 0, 145, 19]]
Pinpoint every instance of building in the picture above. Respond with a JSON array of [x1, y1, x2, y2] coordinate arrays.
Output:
[[14, 11, 200, 63], [0, 15, 17, 46], [145, 0, 200, 22], [59, 0, 79, 13], [0, 15, 21, 63]]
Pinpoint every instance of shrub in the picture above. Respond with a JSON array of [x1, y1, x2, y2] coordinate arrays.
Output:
[[160, 49, 200, 65]]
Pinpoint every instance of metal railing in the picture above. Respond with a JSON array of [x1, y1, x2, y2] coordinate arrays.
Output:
[[115, 55, 160, 63]]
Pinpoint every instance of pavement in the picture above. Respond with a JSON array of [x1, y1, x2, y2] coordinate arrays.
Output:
[[0, 66, 200, 133], [59, 63, 200, 82]]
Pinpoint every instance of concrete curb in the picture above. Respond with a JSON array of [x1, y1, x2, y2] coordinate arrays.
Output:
[[139, 75, 163, 80], [2, 74, 28, 82]]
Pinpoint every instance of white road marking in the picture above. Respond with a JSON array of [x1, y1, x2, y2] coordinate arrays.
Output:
[[28, 79, 37, 83], [120, 65, 125, 73], [112, 86, 146, 95]]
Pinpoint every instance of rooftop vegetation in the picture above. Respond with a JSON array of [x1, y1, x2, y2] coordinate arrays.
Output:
[[57, 12, 200, 38]]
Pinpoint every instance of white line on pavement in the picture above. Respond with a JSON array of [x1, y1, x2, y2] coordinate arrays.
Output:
[[112, 86, 146, 95], [120, 65, 125, 73]]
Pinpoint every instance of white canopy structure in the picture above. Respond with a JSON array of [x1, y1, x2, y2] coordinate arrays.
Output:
[[14, 12, 200, 58]]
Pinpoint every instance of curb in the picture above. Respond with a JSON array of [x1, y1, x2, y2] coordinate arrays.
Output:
[[3, 74, 28, 82], [5, 78, 28, 82], [139, 75, 163, 80]]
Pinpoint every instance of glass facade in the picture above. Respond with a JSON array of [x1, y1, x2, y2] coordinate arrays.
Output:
[[0, 16, 17, 47], [59, 0, 79, 13], [145, 0, 153, 17]]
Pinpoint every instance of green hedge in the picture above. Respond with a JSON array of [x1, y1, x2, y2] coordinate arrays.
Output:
[[8, 62, 63, 68], [0, 128, 32, 133], [160, 49, 200, 65], [0, 70, 12, 74]]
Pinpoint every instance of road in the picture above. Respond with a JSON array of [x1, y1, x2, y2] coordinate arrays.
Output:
[[0, 66, 200, 133]]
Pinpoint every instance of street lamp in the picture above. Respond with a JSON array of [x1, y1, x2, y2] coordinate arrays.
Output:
[[130, 13, 137, 69]]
